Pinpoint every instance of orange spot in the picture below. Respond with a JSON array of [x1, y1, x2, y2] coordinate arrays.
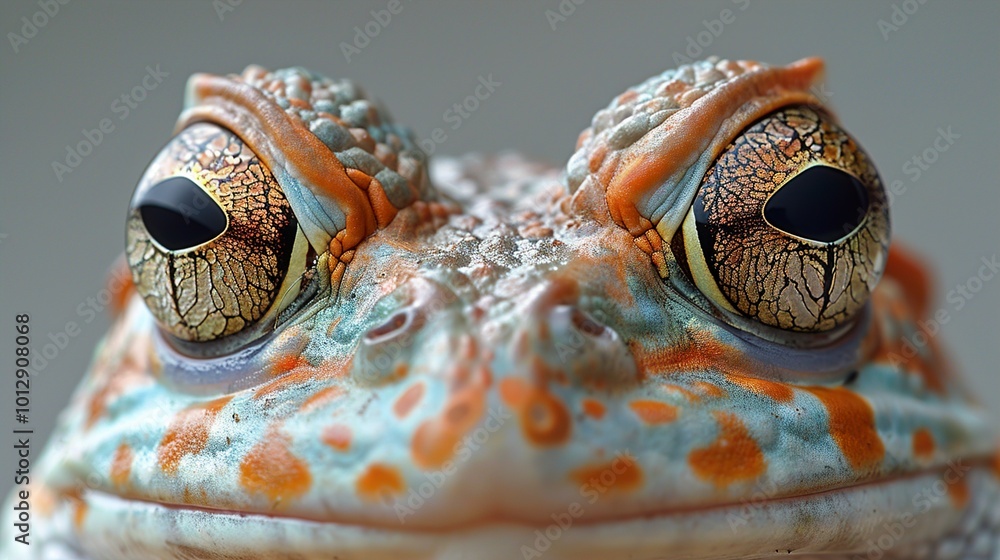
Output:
[[71, 497, 87, 530], [912, 428, 936, 461], [270, 354, 308, 377], [726, 375, 794, 403], [322, 423, 352, 452], [84, 337, 151, 429], [356, 463, 406, 501], [300, 386, 345, 413], [662, 384, 701, 402], [570, 454, 643, 493], [501, 378, 572, 446], [629, 400, 678, 425], [412, 385, 486, 469], [689, 412, 766, 487], [110, 443, 133, 488], [499, 378, 532, 408], [691, 381, 726, 399], [29, 483, 57, 517], [581, 398, 606, 420], [947, 477, 970, 509], [393, 382, 425, 419], [158, 396, 232, 475], [805, 387, 885, 473], [633, 332, 757, 379], [239, 427, 312, 506], [256, 356, 350, 400], [106, 255, 135, 319]]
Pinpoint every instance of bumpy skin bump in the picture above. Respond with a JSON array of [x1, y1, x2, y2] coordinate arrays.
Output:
[[4, 60, 998, 560]]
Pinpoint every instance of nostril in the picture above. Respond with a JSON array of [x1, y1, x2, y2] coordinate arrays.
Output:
[[364, 308, 417, 344], [570, 308, 608, 338]]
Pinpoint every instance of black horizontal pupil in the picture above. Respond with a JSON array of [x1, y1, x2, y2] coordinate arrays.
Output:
[[763, 166, 869, 243], [137, 177, 227, 251]]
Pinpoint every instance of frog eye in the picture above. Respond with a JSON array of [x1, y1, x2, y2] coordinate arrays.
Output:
[[672, 105, 890, 333], [126, 122, 315, 345]]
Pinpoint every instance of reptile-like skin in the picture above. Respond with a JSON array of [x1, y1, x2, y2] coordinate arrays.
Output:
[[5, 58, 999, 560]]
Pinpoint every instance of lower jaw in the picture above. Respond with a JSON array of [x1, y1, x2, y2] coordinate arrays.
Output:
[[26, 466, 1000, 560]]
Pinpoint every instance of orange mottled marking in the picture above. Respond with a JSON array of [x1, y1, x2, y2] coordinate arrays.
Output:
[[85, 336, 151, 429], [726, 374, 795, 403], [270, 354, 308, 377], [499, 378, 532, 408], [662, 384, 702, 402], [805, 387, 885, 473], [947, 477, 970, 509], [912, 428, 936, 461], [501, 378, 572, 446], [106, 255, 135, 319], [570, 455, 643, 493], [158, 396, 232, 475], [412, 385, 486, 469], [300, 386, 345, 413], [689, 412, 766, 487], [239, 427, 312, 506], [993, 450, 1000, 480], [71, 497, 88, 530], [581, 398, 606, 420], [629, 400, 678, 425], [356, 463, 406, 501], [27, 483, 57, 518], [110, 443, 133, 488], [634, 332, 755, 379], [394, 382, 426, 419], [322, 423, 352, 452], [256, 356, 350, 400], [691, 381, 726, 399]]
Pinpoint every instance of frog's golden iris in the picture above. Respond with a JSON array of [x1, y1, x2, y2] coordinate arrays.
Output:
[[125, 122, 315, 347], [673, 105, 890, 333]]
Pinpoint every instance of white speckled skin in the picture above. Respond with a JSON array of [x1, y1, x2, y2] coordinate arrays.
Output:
[[4, 59, 998, 559]]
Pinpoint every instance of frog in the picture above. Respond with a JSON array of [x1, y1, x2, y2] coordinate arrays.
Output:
[[4, 57, 998, 560]]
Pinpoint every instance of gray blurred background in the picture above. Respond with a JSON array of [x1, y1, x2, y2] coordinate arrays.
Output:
[[1, 0, 998, 501]]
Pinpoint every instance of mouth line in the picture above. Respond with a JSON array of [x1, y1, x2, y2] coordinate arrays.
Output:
[[59, 462, 994, 560], [70, 456, 991, 532]]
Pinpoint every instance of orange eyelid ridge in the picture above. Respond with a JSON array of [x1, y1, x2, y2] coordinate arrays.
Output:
[[599, 58, 826, 237], [177, 74, 378, 257]]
